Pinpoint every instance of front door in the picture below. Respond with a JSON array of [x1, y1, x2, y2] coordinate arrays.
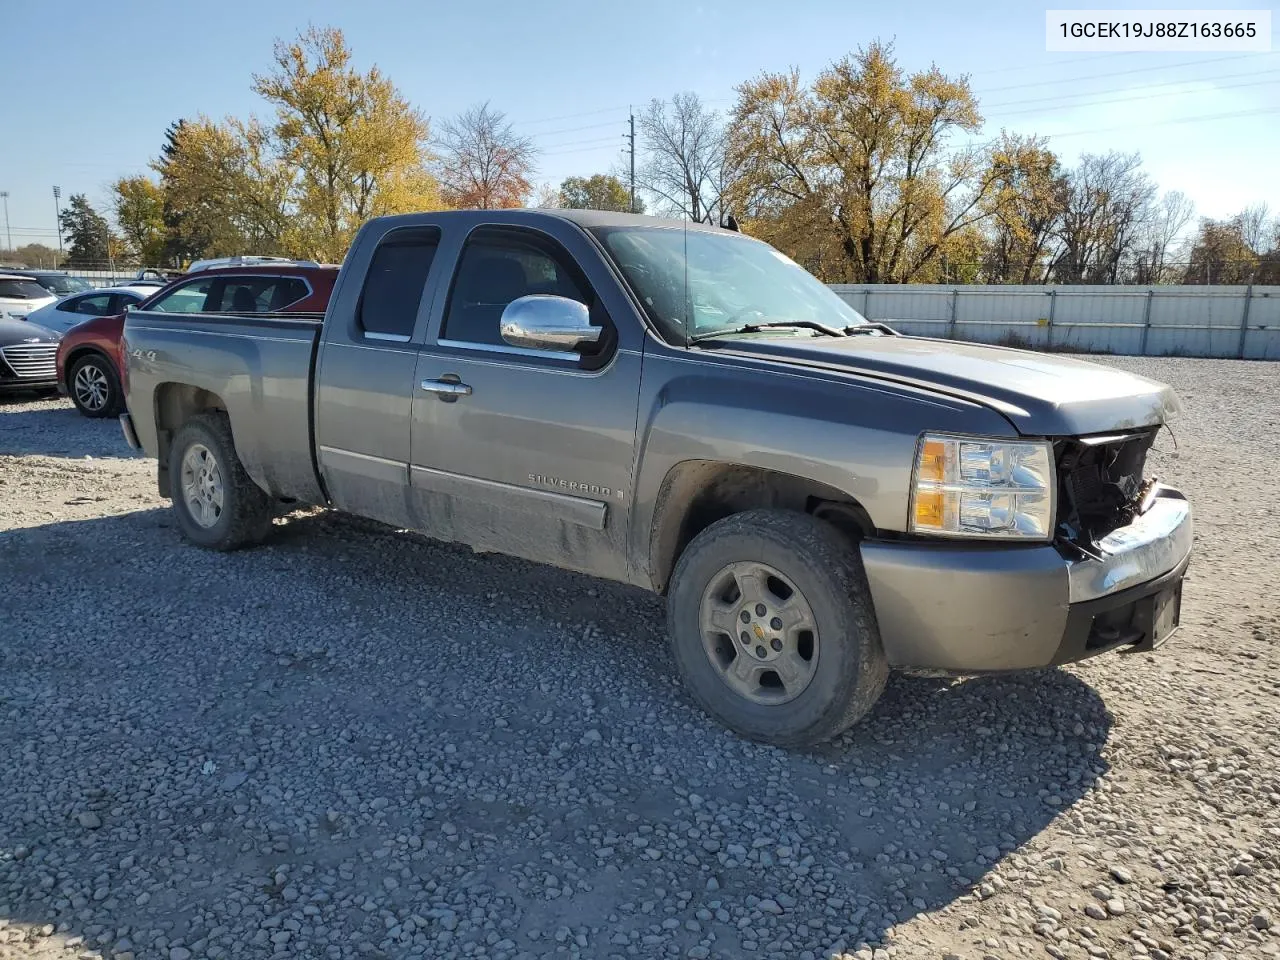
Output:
[[408, 224, 642, 582]]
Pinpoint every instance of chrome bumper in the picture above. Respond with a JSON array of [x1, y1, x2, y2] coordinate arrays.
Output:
[[1067, 486, 1192, 602], [861, 484, 1193, 672]]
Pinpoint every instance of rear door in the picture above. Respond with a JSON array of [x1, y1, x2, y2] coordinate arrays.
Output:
[[407, 222, 643, 581], [313, 225, 443, 530]]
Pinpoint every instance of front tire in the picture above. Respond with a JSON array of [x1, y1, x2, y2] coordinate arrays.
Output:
[[168, 413, 274, 550], [69, 355, 122, 418], [667, 509, 888, 747]]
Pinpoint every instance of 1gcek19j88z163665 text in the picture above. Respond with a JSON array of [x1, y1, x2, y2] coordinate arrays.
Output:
[[1046, 9, 1271, 51]]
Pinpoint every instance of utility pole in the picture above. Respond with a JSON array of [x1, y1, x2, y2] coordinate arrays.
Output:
[[0, 191, 10, 252], [52, 186, 63, 261], [628, 109, 636, 214]]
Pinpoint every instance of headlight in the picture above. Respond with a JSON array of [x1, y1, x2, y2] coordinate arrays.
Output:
[[909, 433, 1055, 540]]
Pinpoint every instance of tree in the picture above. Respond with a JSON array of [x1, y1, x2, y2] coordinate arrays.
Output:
[[1133, 190, 1194, 284], [558, 174, 641, 213], [637, 93, 730, 223], [154, 116, 293, 258], [435, 101, 536, 209], [58, 194, 115, 267], [1049, 152, 1155, 284], [530, 182, 562, 208], [729, 43, 999, 283], [113, 175, 166, 264], [154, 118, 208, 265], [980, 135, 1066, 284], [1181, 219, 1256, 284], [252, 26, 441, 261], [0, 243, 62, 268]]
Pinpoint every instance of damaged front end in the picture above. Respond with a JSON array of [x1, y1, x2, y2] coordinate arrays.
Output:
[[1054, 428, 1162, 552]]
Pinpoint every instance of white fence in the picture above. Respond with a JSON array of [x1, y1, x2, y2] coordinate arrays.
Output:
[[829, 284, 1280, 360]]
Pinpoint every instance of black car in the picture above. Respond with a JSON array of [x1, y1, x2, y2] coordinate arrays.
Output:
[[0, 316, 60, 394], [3, 269, 95, 299]]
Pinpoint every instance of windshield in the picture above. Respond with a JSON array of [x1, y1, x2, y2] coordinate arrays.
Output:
[[38, 274, 93, 295], [0, 280, 53, 300], [592, 226, 867, 344]]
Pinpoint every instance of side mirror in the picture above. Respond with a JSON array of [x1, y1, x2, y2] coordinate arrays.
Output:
[[500, 295, 601, 352]]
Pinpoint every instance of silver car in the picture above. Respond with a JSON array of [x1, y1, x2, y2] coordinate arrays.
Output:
[[23, 285, 149, 336]]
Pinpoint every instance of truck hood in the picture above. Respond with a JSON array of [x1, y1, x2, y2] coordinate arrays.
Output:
[[710, 333, 1179, 436]]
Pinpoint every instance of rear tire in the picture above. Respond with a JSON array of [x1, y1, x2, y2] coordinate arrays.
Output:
[[667, 509, 887, 747], [168, 413, 275, 550], [68, 355, 122, 419]]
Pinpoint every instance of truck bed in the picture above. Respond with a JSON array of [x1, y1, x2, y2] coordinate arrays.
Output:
[[122, 310, 327, 505]]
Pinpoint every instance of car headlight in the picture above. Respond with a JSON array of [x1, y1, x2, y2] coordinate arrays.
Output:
[[909, 433, 1055, 540]]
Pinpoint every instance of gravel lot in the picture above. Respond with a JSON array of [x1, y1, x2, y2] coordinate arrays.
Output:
[[1, 357, 1278, 960]]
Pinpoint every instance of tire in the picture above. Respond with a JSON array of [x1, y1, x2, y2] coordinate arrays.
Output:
[[68, 354, 122, 419], [168, 413, 275, 551], [667, 509, 888, 747]]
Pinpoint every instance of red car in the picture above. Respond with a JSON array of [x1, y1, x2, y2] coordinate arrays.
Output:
[[56, 263, 338, 418]]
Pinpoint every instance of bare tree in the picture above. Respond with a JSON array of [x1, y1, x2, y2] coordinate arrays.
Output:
[[435, 102, 537, 210], [637, 93, 734, 224], [1049, 152, 1156, 284], [1238, 202, 1272, 253], [1135, 190, 1194, 284]]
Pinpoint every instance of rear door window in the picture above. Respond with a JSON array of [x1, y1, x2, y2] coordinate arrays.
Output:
[[214, 276, 311, 313], [146, 277, 217, 313], [70, 293, 115, 316], [357, 228, 440, 340]]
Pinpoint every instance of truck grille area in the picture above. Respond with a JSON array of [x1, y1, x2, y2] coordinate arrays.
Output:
[[1055, 429, 1158, 548], [0, 344, 58, 381]]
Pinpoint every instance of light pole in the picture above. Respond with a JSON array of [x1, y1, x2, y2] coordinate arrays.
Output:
[[52, 185, 63, 261], [0, 191, 10, 252]]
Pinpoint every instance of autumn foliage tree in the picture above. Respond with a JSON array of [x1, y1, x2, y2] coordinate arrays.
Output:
[[728, 43, 1001, 282], [435, 102, 536, 209], [558, 174, 640, 213], [111, 175, 167, 265], [253, 26, 440, 261]]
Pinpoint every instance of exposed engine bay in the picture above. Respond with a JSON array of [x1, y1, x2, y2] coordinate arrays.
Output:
[[1055, 428, 1160, 550]]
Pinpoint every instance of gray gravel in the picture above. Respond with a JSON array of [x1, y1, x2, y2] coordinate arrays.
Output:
[[1, 357, 1278, 960]]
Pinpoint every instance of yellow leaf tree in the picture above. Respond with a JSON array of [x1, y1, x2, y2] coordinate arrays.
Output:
[[728, 42, 1002, 283], [153, 117, 292, 259], [253, 26, 441, 261], [112, 175, 167, 265]]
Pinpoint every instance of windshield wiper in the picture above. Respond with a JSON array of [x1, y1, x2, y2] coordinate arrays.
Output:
[[690, 319, 845, 344], [843, 322, 899, 336]]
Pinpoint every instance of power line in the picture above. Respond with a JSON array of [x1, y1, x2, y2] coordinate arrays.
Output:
[[986, 75, 1280, 118], [973, 52, 1266, 94], [1039, 105, 1280, 139], [523, 119, 626, 140], [517, 104, 630, 125], [983, 66, 1280, 111]]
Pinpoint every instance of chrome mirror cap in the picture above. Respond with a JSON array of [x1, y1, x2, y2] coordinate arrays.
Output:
[[500, 295, 601, 352]]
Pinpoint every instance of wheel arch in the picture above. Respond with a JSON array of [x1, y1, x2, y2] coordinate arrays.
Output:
[[648, 460, 876, 595], [153, 383, 229, 499]]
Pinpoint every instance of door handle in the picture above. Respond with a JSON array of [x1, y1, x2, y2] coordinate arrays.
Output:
[[419, 377, 472, 398]]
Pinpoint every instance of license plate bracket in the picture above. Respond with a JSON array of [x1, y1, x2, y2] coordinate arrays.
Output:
[[1126, 578, 1183, 654], [1151, 580, 1183, 648]]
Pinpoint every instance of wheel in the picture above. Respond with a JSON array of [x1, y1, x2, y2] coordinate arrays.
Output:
[[69, 354, 122, 418], [168, 413, 275, 550], [667, 509, 888, 747]]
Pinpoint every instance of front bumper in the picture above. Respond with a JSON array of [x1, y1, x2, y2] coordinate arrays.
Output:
[[861, 485, 1193, 672], [0, 375, 58, 393]]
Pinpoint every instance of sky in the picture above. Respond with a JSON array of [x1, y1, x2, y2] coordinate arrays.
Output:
[[0, 0, 1276, 252]]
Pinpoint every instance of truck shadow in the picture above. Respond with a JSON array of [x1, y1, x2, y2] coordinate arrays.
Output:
[[1, 506, 1111, 957]]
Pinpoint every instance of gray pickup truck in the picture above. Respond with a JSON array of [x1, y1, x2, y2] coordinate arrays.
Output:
[[121, 210, 1193, 746]]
